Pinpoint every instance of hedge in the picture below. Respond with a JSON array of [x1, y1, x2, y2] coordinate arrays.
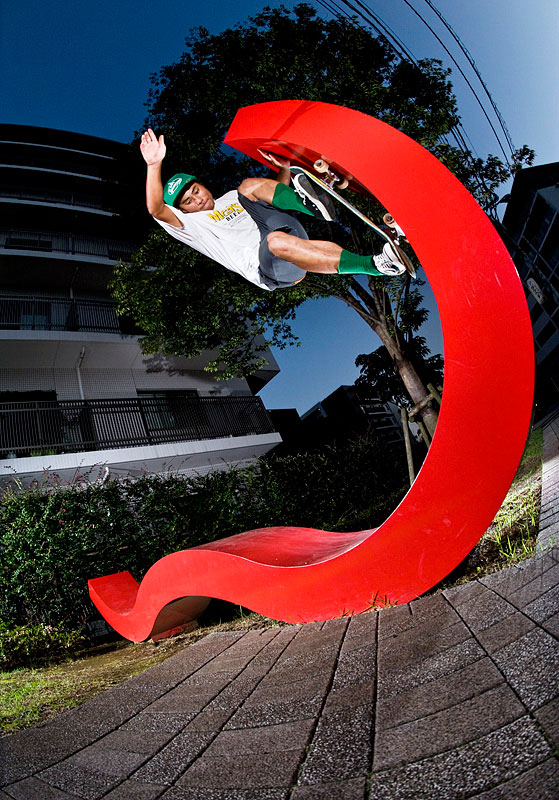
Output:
[[0, 622, 85, 670], [0, 432, 406, 629]]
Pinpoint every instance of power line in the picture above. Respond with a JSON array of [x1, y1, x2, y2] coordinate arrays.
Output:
[[313, 0, 476, 154], [312, 0, 513, 166], [312, 0, 490, 196], [400, 0, 512, 164], [420, 0, 515, 155], [314, 0, 418, 64]]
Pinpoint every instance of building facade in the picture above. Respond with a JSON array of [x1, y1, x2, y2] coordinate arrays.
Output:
[[0, 124, 280, 486], [501, 162, 559, 418], [299, 385, 404, 451]]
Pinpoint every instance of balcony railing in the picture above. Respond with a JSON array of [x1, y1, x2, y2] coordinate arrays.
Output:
[[0, 229, 136, 261], [1, 151, 112, 178], [0, 396, 275, 458], [2, 185, 116, 212], [0, 295, 138, 334]]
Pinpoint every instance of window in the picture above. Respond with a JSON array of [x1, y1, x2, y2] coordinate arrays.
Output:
[[524, 195, 555, 250], [536, 319, 558, 348], [137, 391, 201, 435], [21, 299, 50, 330], [541, 217, 559, 269]]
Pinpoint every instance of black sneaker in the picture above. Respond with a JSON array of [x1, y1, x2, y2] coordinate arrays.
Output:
[[290, 167, 336, 221]]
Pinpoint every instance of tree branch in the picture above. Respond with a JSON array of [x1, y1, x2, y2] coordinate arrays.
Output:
[[332, 289, 378, 329], [346, 277, 381, 322], [393, 274, 411, 328], [367, 276, 391, 322]]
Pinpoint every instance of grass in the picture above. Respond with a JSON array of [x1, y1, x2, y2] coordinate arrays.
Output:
[[477, 427, 543, 567], [427, 427, 544, 591], [0, 427, 545, 737], [0, 607, 282, 736]]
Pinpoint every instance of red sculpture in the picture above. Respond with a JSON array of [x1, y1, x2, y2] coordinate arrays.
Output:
[[89, 101, 534, 642]]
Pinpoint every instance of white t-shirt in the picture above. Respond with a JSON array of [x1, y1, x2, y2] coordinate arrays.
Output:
[[154, 190, 273, 291]]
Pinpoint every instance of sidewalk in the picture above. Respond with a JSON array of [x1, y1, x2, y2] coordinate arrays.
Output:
[[1, 426, 558, 799], [538, 414, 559, 552]]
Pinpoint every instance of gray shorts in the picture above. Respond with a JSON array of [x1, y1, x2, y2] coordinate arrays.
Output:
[[238, 194, 308, 289]]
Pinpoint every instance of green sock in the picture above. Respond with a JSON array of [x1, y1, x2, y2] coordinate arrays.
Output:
[[272, 183, 315, 217], [338, 250, 382, 276]]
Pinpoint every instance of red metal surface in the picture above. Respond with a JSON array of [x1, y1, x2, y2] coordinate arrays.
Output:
[[89, 101, 534, 642]]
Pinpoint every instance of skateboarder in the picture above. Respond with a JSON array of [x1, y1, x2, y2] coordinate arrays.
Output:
[[140, 128, 406, 291]]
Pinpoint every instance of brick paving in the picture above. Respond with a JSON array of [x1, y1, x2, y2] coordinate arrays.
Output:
[[1, 423, 558, 799]]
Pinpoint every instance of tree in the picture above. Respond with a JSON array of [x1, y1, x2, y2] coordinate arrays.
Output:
[[354, 274, 444, 409], [356, 339, 444, 410], [111, 3, 532, 435]]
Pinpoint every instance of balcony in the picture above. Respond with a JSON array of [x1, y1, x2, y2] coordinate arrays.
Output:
[[0, 229, 136, 262], [1, 185, 117, 213], [0, 396, 275, 459], [1, 150, 112, 178], [0, 295, 137, 335]]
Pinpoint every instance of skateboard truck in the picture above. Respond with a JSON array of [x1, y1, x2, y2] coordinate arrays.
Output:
[[313, 159, 349, 190], [313, 159, 407, 242], [382, 213, 407, 241]]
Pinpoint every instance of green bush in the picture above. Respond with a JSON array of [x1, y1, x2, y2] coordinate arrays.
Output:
[[255, 434, 407, 531], [0, 432, 407, 629], [0, 477, 213, 629], [0, 622, 85, 670]]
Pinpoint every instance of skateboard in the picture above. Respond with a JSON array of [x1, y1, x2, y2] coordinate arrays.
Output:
[[290, 160, 416, 279]]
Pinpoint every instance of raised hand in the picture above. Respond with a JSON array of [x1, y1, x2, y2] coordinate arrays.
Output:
[[140, 129, 166, 166], [258, 149, 291, 170]]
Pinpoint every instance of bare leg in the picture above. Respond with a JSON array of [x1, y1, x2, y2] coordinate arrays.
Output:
[[238, 180, 402, 278], [267, 230, 341, 274], [238, 179, 342, 273], [238, 177, 278, 205]]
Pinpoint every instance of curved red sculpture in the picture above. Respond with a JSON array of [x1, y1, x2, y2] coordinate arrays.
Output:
[[89, 101, 534, 642]]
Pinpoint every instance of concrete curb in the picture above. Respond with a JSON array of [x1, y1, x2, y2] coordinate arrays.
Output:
[[538, 417, 559, 552]]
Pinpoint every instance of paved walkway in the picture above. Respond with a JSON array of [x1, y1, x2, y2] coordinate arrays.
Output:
[[1, 425, 558, 799], [538, 414, 559, 552]]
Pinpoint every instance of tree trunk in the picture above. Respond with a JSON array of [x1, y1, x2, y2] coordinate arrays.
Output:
[[338, 284, 440, 438], [367, 317, 439, 438], [395, 356, 439, 436]]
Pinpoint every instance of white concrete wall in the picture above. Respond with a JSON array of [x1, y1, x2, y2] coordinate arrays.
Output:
[[0, 431, 282, 488]]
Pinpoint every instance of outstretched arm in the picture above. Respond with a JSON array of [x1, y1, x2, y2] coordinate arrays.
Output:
[[140, 129, 182, 228]]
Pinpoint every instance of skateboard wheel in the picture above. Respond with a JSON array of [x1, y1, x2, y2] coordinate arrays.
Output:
[[337, 177, 349, 190], [314, 159, 329, 173], [383, 213, 395, 226]]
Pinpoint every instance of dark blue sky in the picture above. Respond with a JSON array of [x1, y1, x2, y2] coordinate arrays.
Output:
[[2, 0, 556, 412]]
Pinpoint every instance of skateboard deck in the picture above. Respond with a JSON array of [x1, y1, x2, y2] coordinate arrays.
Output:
[[291, 163, 416, 278]]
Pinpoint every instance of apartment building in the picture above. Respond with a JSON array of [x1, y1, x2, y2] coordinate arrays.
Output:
[[0, 124, 281, 486], [501, 162, 559, 417], [300, 385, 404, 450]]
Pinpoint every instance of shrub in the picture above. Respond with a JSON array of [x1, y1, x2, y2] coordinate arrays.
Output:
[[0, 622, 85, 670], [255, 433, 407, 531], [0, 432, 407, 629], [0, 478, 211, 629]]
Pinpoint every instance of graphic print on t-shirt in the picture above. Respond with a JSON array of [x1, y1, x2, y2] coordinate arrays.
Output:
[[207, 202, 245, 223], [153, 190, 273, 290]]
